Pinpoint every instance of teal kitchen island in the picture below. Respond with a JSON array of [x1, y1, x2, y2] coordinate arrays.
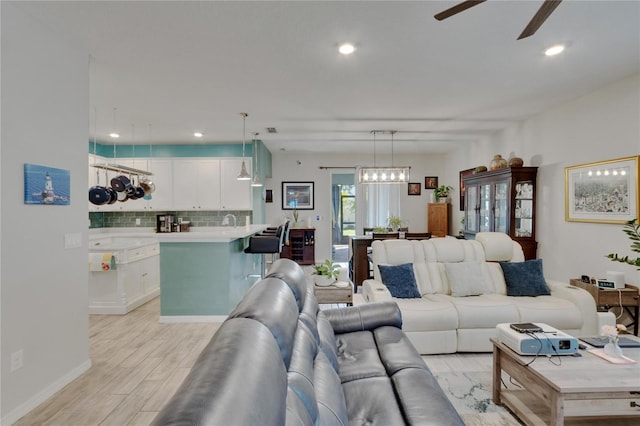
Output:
[[157, 225, 269, 321]]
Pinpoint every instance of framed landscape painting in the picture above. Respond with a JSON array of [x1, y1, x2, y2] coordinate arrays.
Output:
[[565, 156, 639, 223], [24, 163, 70, 205], [282, 181, 314, 210]]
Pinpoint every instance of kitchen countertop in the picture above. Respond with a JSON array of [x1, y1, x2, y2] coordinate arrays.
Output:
[[89, 225, 270, 243]]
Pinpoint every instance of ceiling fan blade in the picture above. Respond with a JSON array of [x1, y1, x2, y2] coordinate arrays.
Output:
[[434, 0, 487, 21], [518, 0, 562, 40]]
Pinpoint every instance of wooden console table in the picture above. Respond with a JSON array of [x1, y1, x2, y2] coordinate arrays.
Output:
[[569, 278, 639, 336]]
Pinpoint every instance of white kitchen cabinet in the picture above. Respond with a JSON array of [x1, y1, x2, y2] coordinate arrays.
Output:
[[88, 238, 160, 314], [140, 158, 173, 211], [220, 158, 252, 210], [172, 159, 221, 210], [88, 155, 252, 212]]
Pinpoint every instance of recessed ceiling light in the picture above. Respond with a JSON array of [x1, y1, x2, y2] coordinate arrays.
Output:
[[338, 43, 356, 55], [109, 132, 120, 138], [545, 44, 565, 56], [193, 132, 204, 138]]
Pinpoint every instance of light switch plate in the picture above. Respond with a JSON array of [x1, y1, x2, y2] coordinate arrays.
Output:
[[64, 232, 82, 249]]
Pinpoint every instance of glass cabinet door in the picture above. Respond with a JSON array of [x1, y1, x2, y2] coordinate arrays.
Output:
[[493, 181, 508, 233], [465, 185, 478, 232], [479, 183, 491, 232], [514, 180, 534, 237]]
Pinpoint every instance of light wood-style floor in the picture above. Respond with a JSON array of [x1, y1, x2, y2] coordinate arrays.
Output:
[[15, 297, 221, 426]]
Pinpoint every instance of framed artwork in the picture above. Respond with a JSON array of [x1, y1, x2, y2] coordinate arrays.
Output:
[[24, 163, 70, 205], [425, 176, 438, 189], [282, 181, 314, 210], [459, 168, 475, 211], [565, 155, 639, 223], [408, 182, 421, 196]]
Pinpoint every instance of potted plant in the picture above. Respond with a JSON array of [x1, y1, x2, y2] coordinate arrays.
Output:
[[313, 259, 340, 287], [606, 218, 640, 269], [434, 185, 453, 203], [387, 215, 405, 231]]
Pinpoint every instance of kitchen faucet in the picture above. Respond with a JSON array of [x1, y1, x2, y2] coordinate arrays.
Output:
[[222, 214, 237, 228]]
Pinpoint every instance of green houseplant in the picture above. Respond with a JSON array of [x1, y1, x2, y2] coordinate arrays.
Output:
[[606, 218, 640, 269], [387, 215, 405, 231], [313, 259, 340, 286], [434, 185, 453, 202]]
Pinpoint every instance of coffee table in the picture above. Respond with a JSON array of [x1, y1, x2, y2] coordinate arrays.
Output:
[[491, 337, 640, 425], [314, 281, 353, 306]]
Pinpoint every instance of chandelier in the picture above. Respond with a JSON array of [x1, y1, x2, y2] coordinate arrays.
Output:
[[358, 130, 410, 184]]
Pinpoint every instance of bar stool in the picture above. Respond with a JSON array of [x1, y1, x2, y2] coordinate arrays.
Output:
[[245, 220, 290, 278]]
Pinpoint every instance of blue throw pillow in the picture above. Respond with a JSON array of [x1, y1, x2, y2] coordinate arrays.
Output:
[[377, 263, 421, 298], [499, 259, 551, 297]]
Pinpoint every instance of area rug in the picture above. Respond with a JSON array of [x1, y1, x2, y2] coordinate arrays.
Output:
[[428, 367, 522, 425]]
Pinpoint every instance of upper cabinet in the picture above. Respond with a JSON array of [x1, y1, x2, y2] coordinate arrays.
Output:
[[463, 167, 538, 259], [90, 156, 252, 212], [220, 158, 252, 210], [173, 159, 221, 210]]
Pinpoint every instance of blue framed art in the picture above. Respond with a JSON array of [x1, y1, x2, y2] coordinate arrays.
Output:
[[24, 163, 70, 205]]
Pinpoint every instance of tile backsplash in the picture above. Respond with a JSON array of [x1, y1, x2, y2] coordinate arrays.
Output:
[[89, 210, 252, 229]]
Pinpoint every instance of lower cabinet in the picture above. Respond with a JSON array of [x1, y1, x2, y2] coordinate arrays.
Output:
[[89, 242, 160, 314]]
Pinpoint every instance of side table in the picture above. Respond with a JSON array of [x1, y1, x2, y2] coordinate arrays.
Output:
[[569, 278, 640, 336], [314, 281, 353, 306]]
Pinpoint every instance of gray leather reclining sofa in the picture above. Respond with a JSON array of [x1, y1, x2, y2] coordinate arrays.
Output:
[[152, 258, 463, 425]]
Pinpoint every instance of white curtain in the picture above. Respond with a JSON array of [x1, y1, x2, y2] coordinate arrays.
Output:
[[356, 168, 402, 231]]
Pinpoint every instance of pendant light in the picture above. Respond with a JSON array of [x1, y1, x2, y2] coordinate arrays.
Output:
[[237, 112, 251, 180], [109, 107, 120, 138], [251, 132, 263, 187], [358, 130, 410, 184]]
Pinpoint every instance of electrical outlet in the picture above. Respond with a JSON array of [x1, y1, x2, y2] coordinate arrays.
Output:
[[135, 218, 141, 225], [10, 349, 23, 372]]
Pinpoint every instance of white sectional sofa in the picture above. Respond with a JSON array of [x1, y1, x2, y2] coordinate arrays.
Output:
[[362, 232, 613, 354]]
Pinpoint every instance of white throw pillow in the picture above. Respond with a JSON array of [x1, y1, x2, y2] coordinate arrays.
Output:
[[444, 261, 489, 297]]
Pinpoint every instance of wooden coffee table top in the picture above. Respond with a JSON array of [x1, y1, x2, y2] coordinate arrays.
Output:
[[492, 336, 640, 425], [499, 339, 640, 393]]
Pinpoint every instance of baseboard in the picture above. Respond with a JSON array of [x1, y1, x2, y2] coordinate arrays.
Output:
[[1, 359, 92, 425], [89, 289, 160, 315], [159, 315, 227, 323]]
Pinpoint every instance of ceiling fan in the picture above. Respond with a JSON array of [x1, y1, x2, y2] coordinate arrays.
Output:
[[434, 0, 562, 40]]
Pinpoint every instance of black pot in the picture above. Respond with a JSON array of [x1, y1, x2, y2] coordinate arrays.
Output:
[[110, 175, 131, 192], [107, 187, 118, 204], [89, 186, 109, 205], [134, 186, 145, 199]]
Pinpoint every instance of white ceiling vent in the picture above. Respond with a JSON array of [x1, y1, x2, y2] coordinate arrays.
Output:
[[266, 127, 278, 134]]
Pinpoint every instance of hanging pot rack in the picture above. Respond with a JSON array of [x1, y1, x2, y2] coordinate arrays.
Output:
[[91, 162, 153, 176]]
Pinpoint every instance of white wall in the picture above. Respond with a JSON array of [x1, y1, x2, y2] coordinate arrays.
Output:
[[265, 152, 447, 261], [1, 4, 91, 422], [447, 73, 640, 285]]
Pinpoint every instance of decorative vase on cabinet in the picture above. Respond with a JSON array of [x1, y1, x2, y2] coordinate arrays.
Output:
[[463, 167, 538, 259]]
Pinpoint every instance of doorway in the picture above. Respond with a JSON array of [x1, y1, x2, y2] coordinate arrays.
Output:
[[331, 173, 355, 263]]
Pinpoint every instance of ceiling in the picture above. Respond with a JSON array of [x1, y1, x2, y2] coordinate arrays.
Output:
[[14, 1, 640, 154]]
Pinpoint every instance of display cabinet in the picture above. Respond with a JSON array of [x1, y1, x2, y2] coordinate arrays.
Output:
[[463, 167, 538, 259], [281, 227, 315, 265]]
